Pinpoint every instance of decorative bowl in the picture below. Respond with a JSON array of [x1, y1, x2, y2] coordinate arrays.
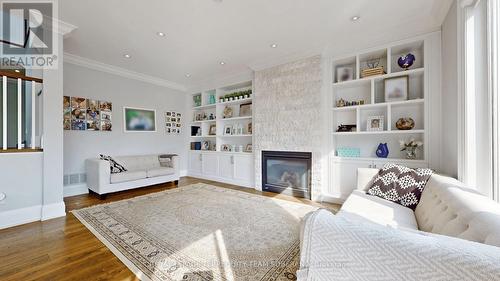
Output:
[[396, 117, 415, 130], [397, 53, 415, 70]]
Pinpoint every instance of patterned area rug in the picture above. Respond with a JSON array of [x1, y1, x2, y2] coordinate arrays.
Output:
[[72, 183, 318, 281]]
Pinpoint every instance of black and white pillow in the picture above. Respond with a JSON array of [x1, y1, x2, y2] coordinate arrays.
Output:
[[99, 154, 127, 174], [367, 163, 433, 210]]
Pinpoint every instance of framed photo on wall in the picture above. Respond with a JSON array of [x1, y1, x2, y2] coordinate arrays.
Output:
[[123, 107, 157, 132], [384, 76, 409, 102]]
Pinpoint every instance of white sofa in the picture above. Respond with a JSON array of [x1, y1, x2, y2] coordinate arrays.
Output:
[[86, 154, 179, 198], [298, 168, 500, 280]]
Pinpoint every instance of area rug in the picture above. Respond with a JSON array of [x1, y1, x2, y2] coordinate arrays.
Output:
[[72, 183, 318, 281]]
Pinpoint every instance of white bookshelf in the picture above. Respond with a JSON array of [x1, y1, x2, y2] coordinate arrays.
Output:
[[331, 39, 427, 161]]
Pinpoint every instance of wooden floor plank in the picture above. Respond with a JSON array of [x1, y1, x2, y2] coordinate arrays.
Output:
[[0, 177, 339, 280]]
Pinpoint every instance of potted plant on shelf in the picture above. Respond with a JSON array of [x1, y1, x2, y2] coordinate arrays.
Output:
[[400, 139, 423, 159]]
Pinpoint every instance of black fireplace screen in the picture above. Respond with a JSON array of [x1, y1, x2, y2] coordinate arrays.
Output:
[[262, 151, 311, 199]]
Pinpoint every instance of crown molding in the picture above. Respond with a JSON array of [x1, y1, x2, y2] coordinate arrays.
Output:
[[64, 53, 187, 91], [187, 69, 254, 93], [54, 19, 78, 37]]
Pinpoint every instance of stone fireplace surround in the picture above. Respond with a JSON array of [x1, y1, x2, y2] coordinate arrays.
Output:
[[253, 56, 324, 200]]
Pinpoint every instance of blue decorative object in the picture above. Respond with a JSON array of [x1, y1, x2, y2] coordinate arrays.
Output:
[[337, 147, 361, 158], [397, 53, 415, 70], [376, 143, 389, 158]]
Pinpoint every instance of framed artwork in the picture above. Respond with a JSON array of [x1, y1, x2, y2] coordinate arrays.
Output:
[[209, 124, 217, 135], [239, 103, 252, 117], [63, 96, 112, 131], [245, 144, 252, 152], [366, 116, 384, 131], [224, 125, 232, 135], [384, 76, 409, 102], [247, 122, 252, 134], [337, 66, 354, 82], [165, 111, 182, 134], [124, 107, 156, 132], [201, 141, 210, 151]]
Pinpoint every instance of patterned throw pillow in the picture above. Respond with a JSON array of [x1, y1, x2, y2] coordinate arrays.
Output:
[[367, 163, 433, 210], [99, 154, 127, 174]]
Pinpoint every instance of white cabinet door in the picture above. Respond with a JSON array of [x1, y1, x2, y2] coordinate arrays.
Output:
[[233, 154, 254, 184], [218, 154, 234, 179], [189, 152, 202, 174], [202, 153, 218, 177]]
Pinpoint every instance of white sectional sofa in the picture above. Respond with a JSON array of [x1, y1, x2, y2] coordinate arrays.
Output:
[[298, 168, 500, 280], [86, 154, 179, 198]]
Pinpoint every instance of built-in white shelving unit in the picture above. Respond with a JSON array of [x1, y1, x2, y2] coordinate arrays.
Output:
[[326, 34, 440, 201], [188, 80, 254, 187]]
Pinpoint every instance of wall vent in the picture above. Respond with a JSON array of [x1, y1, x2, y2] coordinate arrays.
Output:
[[64, 173, 87, 186]]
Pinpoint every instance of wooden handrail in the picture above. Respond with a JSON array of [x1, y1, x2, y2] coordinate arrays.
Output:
[[0, 70, 43, 83]]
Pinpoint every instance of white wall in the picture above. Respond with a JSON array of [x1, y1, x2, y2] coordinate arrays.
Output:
[[441, 0, 459, 178], [63, 63, 189, 190]]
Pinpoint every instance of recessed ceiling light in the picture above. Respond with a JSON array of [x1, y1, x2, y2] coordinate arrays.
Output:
[[219, 61, 226, 65], [157, 32, 166, 37], [270, 44, 278, 48], [185, 74, 191, 78], [14, 70, 20, 73], [351, 16, 360, 21], [123, 54, 131, 59]]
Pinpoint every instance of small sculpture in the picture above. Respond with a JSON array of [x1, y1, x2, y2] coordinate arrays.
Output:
[[376, 143, 389, 158], [398, 53, 416, 70], [400, 139, 423, 159], [396, 117, 415, 130]]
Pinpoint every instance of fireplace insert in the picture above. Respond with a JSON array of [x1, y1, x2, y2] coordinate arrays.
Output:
[[261, 151, 312, 199]]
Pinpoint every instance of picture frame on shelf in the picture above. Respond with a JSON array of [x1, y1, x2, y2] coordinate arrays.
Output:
[[239, 103, 252, 117], [247, 122, 252, 134], [245, 144, 252, 153], [224, 125, 233, 135], [336, 65, 354, 82], [209, 124, 217, 135], [366, 116, 384, 131], [384, 76, 409, 102], [201, 141, 210, 151]]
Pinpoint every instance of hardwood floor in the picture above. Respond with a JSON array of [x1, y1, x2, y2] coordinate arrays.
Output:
[[0, 177, 340, 281]]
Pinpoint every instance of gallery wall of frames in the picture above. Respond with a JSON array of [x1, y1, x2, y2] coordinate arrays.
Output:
[[63, 96, 112, 131]]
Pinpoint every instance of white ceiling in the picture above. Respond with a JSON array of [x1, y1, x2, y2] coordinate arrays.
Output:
[[61, 0, 453, 90]]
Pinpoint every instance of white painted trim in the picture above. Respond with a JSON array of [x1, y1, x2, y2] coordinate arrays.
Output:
[[17, 78, 21, 149], [2, 76, 6, 150], [41, 202, 66, 221], [31, 81, 36, 149], [64, 53, 186, 92], [53, 19, 78, 37], [320, 194, 347, 205], [64, 184, 89, 197], [457, 3, 467, 183], [0, 205, 41, 230]]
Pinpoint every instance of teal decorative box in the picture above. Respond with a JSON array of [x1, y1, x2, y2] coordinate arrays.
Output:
[[337, 147, 360, 157]]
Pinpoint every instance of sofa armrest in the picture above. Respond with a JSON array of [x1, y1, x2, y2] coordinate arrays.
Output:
[[86, 159, 110, 193], [171, 155, 180, 177]]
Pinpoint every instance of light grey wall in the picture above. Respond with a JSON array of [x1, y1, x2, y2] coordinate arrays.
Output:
[[441, 1, 458, 178], [63, 63, 189, 179]]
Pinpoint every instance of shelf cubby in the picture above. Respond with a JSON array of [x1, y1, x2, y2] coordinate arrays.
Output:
[[359, 49, 387, 78], [389, 40, 424, 74], [333, 56, 357, 83]]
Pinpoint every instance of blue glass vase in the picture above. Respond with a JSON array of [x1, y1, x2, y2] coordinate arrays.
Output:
[[376, 143, 389, 158]]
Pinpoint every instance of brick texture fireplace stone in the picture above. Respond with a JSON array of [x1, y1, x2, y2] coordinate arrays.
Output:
[[254, 55, 324, 200]]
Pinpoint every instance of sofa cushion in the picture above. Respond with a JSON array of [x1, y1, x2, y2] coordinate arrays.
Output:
[[338, 190, 418, 229], [147, 167, 175, 178], [367, 163, 433, 210], [415, 174, 500, 247], [110, 170, 147, 184], [114, 155, 161, 171]]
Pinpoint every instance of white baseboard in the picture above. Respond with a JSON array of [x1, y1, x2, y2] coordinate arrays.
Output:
[[64, 184, 89, 197], [0, 205, 41, 229], [41, 201, 66, 221], [321, 194, 347, 204]]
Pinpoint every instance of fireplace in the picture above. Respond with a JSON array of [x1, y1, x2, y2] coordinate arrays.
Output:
[[261, 151, 312, 199]]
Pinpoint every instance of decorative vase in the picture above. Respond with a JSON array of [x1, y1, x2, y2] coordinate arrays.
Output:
[[398, 53, 415, 70], [376, 143, 389, 158], [396, 117, 415, 130], [404, 146, 417, 159]]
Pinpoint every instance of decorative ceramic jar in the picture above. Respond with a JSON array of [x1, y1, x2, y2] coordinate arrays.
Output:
[[398, 53, 416, 70], [376, 143, 389, 158]]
